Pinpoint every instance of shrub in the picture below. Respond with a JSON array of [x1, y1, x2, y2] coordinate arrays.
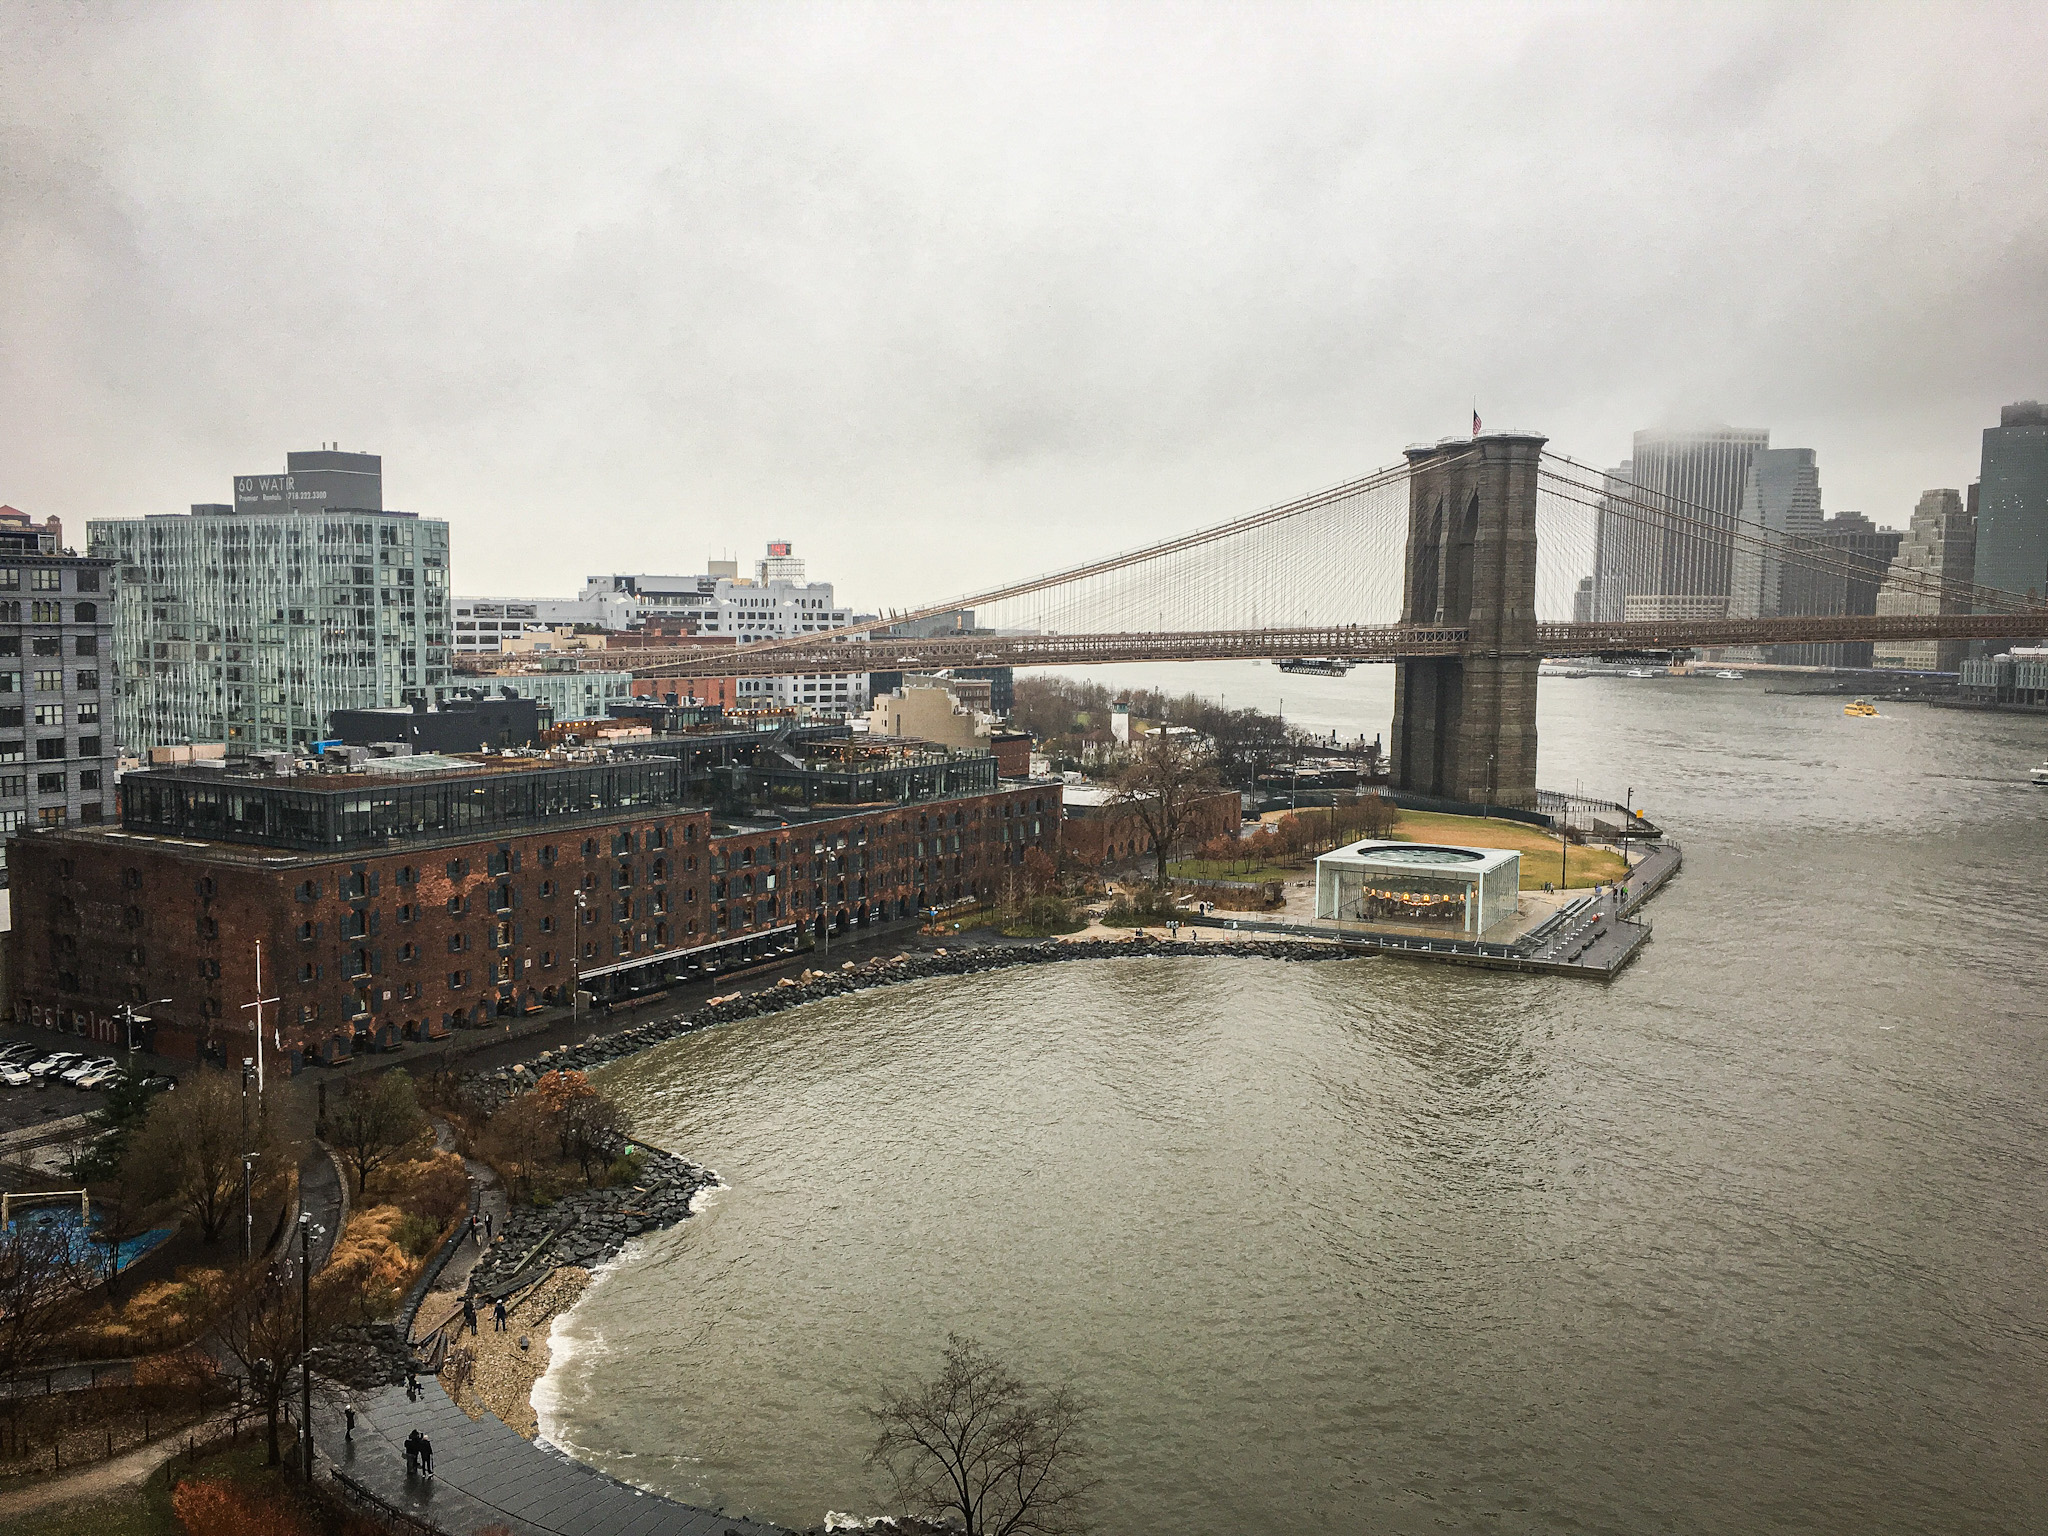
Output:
[[171, 1477, 314, 1536], [1001, 892, 1084, 938], [1100, 884, 1182, 927], [601, 1148, 648, 1188]]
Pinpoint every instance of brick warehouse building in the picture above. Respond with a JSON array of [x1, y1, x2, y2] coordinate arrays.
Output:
[[8, 739, 1059, 1068]]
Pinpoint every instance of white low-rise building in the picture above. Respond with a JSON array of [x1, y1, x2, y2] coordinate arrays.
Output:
[[1314, 840, 1521, 938]]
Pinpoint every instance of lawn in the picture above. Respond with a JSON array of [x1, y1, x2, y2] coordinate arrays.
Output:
[[1389, 809, 1628, 890], [1163, 858, 1297, 884]]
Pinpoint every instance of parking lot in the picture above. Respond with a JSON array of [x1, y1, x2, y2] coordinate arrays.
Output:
[[0, 1033, 133, 1138]]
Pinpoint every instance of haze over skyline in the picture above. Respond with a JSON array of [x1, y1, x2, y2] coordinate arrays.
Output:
[[4, 0, 2045, 607]]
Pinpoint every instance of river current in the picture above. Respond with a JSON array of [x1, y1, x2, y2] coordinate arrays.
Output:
[[538, 669, 2048, 1534]]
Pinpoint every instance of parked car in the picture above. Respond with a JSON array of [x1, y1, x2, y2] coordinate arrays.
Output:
[[0, 1064, 31, 1087], [27, 1052, 82, 1080], [74, 1064, 125, 1091], [0, 1042, 39, 1063], [60, 1056, 117, 1087], [136, 1074, 179, 1094]]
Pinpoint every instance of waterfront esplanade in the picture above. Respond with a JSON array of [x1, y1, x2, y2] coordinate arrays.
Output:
[[1313, 841, 1521, 938]]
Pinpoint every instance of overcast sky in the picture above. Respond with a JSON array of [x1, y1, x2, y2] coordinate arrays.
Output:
[[4, 1, 2044, 608]]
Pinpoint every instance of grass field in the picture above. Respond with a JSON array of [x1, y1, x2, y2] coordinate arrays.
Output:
[[1163, 858, 1297, 884], [1389, 809, 1628, 890], [7, 1437, 281, 1536]]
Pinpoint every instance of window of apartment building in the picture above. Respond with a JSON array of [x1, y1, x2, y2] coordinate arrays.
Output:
[[78, 770, 99, 792], [449, 970, 469, 989], [341, 910, 369, 939], [397, 903, 414, 923], [37, 806, 65, 827], [78, 735, 98, 757], [538, 879, 555, 898], [297, 879, 319, 900], [29, 601, 59, 623], [539, 914, 554, 933], [445, 858, 467, 879], [0, 774, 20, 798], [539, 845, 556, 866], [34, 771, 62, 794], [299, 962, 316, 983], [0, 571, 15, 591], [74, 603, 95, 623], [447, 895, 466, 915], [487, 848, 512, 876], [35, 737, 63, 759], [298, 920, 315, 941], [0, 673, 15, 694], [541, 950, 556, 969], [29, 570, 60, 591], [31, 704, 60, 727], [396, 865, 416, 885], [75, 703, 98, 725], [400, 942, 417, 962], [75, 569, 99, 593], [447, 933, 468, 952], [74, 635, 95, 657]]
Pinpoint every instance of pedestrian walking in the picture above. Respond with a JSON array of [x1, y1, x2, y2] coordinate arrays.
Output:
[[344, 1402, 355, 1440], [493, 1298, 508, 1332], [405, 1368, 420, 1402], [485, 1213, 494, 1242], [421, 1434, 434, 1479], [404, 1429, 421, 1477], [462, 1296, 478, 1336], [469, 1214, 480, 1246]]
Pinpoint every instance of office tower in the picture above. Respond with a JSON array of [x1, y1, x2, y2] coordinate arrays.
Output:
[[1780, 512, 1903, 667], [1872, 490, 1976, 672], [1975, 403, 2048, 647], [1589, 461, 1639, 621], [1622, 427, 1771, 617], [88, 450, 451, 753], [0, 516, 117, 884], [1571, 576, 1594, 623], [1727, 448, 1824, 621]]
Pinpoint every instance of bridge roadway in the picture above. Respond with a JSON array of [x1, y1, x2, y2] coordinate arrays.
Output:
[[465, 610, 2048, 681]]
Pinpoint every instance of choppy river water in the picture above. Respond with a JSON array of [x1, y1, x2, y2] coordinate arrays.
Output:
[[539, 671, 2048, 1534]]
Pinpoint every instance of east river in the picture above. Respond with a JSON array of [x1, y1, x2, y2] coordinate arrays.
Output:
[[538, 669, 2048, 1535]]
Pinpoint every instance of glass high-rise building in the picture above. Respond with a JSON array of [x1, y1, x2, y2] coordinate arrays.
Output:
[[1620, 426, 1771, 616], [88, 451, 451, 753], [1976, 401, 2048, 609]]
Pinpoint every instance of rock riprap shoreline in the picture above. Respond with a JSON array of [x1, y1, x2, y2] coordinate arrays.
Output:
[[465, 1146, 718, 1299]]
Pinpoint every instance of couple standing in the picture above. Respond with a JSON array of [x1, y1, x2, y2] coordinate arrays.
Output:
[[404, 1428, 435, 1479]]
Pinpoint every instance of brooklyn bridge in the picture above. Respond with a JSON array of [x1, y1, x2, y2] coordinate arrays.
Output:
[[554, 433, 2045, 809]]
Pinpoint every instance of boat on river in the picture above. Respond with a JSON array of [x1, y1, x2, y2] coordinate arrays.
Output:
[[1711, 670, 1745, 679], [2031, 762, 2048, 786], [1624, 668, 1659, 679], [1277, 658, 1354, 676], [1845, 699, 1879, 717]]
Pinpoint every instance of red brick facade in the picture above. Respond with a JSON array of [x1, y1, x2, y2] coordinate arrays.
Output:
[[8, 782, 1059, 1069]]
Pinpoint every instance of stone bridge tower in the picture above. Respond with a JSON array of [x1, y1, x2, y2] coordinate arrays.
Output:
[[1390, 431, 1545, 809]]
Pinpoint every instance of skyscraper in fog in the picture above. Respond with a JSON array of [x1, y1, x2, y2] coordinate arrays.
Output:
[[1589, 461, 1637, 621], [1620, 426, 1770, 618], [1727, 447, 1823, 623], [1872, 489, 1976, 672], [1975, 401, 2048, 608]]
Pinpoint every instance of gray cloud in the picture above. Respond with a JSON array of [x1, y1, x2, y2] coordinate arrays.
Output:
[[3, 0, 2044, 604]]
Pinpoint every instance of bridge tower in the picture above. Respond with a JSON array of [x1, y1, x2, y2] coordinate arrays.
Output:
[[1390, 431, 1546, 809]]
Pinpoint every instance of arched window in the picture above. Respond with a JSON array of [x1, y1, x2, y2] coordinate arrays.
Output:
[[74, 602, 96, 623]]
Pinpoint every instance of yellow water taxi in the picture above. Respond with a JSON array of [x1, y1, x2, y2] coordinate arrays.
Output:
[[1844, 699, 1878, 717]]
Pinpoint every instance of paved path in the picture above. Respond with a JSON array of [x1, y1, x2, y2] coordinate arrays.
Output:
[[316, 1380, 791, 1536], [0, 1410, 237, 1523]]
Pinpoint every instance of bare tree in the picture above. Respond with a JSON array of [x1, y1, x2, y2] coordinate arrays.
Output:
[[330, 1069, 429, 1196], [211, 1258, 335, 1466], [869, 1335, 1094, 1536], [560, 1092, 625, 1187], [0, 1218, 98, 1388], [1113, 728, 1223, 884], [128, 1071, 275, 1245]]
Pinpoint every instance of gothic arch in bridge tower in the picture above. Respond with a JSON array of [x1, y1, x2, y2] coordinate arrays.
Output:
[[1390, 432, 1545, 809]]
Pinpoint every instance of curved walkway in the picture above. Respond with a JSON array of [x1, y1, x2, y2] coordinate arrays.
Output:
[[312, 1126, 788, 1536], [313, 1373, 790, 1536]]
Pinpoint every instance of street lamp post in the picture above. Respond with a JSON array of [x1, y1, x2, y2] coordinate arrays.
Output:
[[241, 1152, 259, 1262], [297, 1212, 322, 1479], [572, 891, 589, 1017]]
